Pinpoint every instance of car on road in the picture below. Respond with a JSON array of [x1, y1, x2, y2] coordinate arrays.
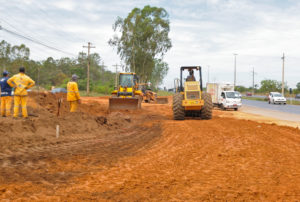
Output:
[[268, 92, 286, 104], [51, 88, 67, 94], [295, 94, 300, 99]]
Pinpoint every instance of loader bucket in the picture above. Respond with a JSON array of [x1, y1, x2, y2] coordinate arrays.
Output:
[[109, 97, 141, 110], [156, 97, 169, 104]]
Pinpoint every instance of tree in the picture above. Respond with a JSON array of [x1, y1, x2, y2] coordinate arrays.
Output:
[[296, 82, 300, 91], [235, 86, 249, 93], [259, 80, 281, 92], [109, 5, 172, 83], [0, 40, 116, 93], [150, 59, 169, 88]]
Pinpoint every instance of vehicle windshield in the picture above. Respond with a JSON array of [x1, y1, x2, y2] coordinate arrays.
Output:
[[273, 93, 283, 97], [119, 74, 134, 87], [226, 92, 241, 98]]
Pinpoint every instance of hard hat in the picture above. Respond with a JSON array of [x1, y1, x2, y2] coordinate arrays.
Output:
[[71, 74, 79, 80], [3, 70, 9, 76]]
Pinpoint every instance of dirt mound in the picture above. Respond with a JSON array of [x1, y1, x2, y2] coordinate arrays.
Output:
[[0, 92, 134, 160], [28, 91, 107, 116]]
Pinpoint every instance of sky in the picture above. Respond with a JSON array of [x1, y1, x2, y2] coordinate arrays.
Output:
[[1, 0, 300, 89]]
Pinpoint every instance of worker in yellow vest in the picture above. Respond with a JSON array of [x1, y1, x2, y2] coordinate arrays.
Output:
[[67, 74, 81, 112], [7, 67, 35, 118]]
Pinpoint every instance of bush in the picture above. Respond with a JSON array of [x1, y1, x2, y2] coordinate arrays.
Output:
[[95, 85, 114, 94]]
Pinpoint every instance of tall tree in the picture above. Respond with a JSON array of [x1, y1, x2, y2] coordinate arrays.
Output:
[[260, 80, 282, 92], [109, 5, 172, 83]]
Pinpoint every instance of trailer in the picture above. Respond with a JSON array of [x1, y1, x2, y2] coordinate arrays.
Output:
[[206, 83, 242, 110]]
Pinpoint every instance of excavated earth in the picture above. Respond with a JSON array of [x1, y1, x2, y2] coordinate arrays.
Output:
[[0, 93, 300, 201]]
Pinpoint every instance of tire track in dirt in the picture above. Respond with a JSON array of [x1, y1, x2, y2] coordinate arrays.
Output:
[[1, 97, 300, 200], [44, 108, 300, 201]]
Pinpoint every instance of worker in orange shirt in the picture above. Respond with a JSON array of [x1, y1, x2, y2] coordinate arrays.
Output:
[[0, 71, 13, 117], [7, 67, 35, 118], [67, 74, 81, 112]]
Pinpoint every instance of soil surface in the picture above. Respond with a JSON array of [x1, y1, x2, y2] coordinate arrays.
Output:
[[0, 94, 300, 201]]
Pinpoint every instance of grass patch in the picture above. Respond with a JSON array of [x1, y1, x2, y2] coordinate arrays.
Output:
[[157, 91, 174, 96], [79, 91, 108, 97]]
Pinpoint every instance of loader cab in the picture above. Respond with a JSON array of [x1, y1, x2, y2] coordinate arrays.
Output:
[[119, 73, 138, 87]]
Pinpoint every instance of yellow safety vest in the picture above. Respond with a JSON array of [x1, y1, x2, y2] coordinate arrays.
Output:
[[7, 73, 35, 96], [67, 81, 80, 101]]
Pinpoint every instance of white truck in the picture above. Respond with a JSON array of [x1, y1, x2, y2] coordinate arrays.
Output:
[[206, 83, 242, 111]]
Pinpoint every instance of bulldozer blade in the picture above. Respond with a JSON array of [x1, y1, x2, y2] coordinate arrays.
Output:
[[109, 97, 140, 110], [156, 97, 169, 104]]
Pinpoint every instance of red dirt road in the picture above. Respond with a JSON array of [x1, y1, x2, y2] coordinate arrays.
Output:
[[1, 96, 300, 201]]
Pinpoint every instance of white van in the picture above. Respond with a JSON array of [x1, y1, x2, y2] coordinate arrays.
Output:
[[207, 83, 242, 111]]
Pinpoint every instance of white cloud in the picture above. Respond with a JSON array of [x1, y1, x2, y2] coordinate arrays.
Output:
[[51, 0, 76, 11]]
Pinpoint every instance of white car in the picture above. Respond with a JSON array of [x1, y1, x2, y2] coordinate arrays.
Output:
[[268, 92, 286, 104]]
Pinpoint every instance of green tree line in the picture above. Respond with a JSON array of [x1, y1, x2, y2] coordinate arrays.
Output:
[[0, 40, 115, 94], [235, 79, 295, 94]]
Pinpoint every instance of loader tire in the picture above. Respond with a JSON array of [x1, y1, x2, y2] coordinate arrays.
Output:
[[201, 92, 213, 120], [173, 93, 185, 120]]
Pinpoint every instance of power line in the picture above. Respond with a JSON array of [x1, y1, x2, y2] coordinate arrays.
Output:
[[0, 25, 76, 57], [0, 14, 61, 49]]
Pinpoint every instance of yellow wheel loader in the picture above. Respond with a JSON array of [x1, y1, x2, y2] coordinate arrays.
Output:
[[109, 72, 143, 110], [173, 66, 213, 120]]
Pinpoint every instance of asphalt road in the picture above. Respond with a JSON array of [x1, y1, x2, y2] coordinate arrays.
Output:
[[246, 94, 299, 101], [242, 99, 300, 115]]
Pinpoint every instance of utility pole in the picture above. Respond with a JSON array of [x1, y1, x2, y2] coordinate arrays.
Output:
[[83, 42, 95, 95], [281, 53, 285, 95], [113, 64, 121, 89], [233, 53, 238, 89], [251, 67, 257, 95]]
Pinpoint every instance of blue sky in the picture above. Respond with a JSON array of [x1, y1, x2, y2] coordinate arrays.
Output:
[[1, 0, 300, 89]]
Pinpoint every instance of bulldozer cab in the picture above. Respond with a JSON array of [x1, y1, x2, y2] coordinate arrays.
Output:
[[179, 66, 203, 92]]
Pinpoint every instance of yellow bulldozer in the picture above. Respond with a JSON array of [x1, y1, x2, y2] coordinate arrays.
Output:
[[172, 66, 213, 120], [109, 72, 143, 110]]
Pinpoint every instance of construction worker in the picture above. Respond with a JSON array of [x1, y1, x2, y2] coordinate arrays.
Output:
[[7, 67, 35, 118], [67, 74, 81, 112], [0, 71, 12, 117], [186, 69, 196, 81]]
